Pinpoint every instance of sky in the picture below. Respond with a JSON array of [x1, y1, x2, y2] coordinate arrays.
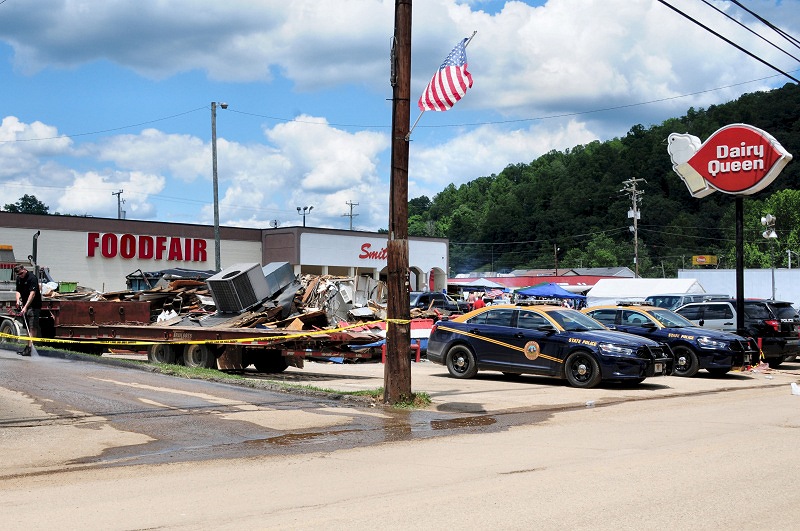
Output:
[[1, 0, 799, 232]]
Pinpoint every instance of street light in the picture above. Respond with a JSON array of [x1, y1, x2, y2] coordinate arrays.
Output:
[[761, 214, 777, 299], [211, 101, 228, 272], [297, 205, 313, 227]]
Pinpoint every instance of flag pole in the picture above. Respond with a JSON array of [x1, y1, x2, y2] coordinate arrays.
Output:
[[465, 30, 477, 47], [405, 112, 424, 141], [405, 30, 477, 141]]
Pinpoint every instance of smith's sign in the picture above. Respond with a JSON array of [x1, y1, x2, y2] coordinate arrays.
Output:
[[358, 243, 388, 260], [668, 124, 792, 197]]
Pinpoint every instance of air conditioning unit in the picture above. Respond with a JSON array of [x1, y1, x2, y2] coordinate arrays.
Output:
[[206, 263, 271, 314]]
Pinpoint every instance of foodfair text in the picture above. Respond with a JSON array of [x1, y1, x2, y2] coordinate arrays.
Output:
[[87, 233, 208, 262]]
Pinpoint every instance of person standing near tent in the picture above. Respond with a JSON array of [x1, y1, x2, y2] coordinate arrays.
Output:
[[14, 264, 41, 356], [473, 293, 486, 310]]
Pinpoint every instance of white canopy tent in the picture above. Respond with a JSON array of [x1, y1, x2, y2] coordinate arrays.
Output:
[[585, 278, 706, 307], [449, 278, 506, 290]]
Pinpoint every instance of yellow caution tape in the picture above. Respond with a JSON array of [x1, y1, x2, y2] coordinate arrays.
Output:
[[0, 317, 415, 347]]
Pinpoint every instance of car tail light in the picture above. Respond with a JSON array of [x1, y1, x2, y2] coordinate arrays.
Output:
[[764, 319, 780, 332], [430, 324, 438, 334]]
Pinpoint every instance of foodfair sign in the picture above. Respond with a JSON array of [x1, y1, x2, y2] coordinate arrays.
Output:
[[667, 123, 792, 197], [87, 232, 208, 262]]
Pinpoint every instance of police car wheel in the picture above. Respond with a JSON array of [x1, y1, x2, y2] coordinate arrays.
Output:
[[564, 350, 602, 388], [672, 346, 699, 377], [446, 345, 478, 379]]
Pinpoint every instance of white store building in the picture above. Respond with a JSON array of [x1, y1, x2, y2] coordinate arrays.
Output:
[[0, 212, 449, 293]]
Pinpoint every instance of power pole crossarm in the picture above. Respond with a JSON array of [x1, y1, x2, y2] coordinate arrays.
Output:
[[112, 190, 125, 220], [342, 200, 359, 230]]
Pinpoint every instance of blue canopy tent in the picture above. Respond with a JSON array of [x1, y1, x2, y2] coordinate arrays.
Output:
[[516, 282, 586, 300]]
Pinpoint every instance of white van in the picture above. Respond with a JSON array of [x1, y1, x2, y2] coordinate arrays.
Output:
[[644, 293, 729, 311]]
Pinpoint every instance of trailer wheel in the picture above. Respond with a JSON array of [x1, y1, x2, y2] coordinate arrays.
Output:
[[1, 319, 21, 344], [253, 350, 289, 373], [182, 344, 217, 369], [148, 343, 176, 364]]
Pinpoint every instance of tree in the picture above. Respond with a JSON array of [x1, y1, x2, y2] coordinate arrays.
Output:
[[3, 194, 50, 215]]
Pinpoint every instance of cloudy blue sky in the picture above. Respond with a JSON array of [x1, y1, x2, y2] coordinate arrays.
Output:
[[1, 0, 798, 231]]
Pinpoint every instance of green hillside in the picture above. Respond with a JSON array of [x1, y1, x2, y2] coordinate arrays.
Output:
[[409, 83, 800, 277]]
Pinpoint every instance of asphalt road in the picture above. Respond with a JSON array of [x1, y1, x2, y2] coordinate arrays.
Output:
[[2, 346, 800, 529]]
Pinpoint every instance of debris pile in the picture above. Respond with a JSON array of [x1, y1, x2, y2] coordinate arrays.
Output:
[[43, 264, 451, 334]]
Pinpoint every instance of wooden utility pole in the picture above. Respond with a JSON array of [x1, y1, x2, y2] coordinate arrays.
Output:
[[385, 0, 412, 403], [621, 177, 645, 277]]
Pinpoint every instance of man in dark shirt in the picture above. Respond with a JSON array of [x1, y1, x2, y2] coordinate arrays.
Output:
[[14, 264, 41, 356]]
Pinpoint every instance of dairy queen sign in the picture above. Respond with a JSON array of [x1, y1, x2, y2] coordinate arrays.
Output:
[[667, 123, 793, 336], [668, 123, 792, 197]]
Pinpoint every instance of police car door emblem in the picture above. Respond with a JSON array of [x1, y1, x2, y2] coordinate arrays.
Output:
[[524, 341, 540, 360]]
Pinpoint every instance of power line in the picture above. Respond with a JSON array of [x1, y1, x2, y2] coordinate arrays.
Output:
[[656, 0, 800, 83], [699, 0, 800, 64], [2, 71, 797, 145], [729, 0, 800, 49], [0, 106, 207, 143]]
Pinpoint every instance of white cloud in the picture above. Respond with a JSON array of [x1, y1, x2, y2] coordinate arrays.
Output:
[[409, 119, 597, 198], [56, 170, 165, 219], [1, 0, 798, 230]]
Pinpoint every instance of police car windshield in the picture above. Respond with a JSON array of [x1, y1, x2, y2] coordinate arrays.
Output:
[[546, 309, 606, 331], [649, 309, 695, 328]]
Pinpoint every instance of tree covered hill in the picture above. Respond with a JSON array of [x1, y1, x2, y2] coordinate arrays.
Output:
[[410, 82, 800, 277]]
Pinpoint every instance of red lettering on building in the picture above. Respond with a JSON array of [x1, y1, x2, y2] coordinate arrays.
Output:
[[86, 233, 209, 263], [155, 236, 167, 260], [120, 234, 136, 259], [87, 232, 100, 257], [358, 243, 388, 260], [101, 233, 117, 258], [139, 236, 153, 259], [168, 237, 182, 261], [193, 239, 207, 262]]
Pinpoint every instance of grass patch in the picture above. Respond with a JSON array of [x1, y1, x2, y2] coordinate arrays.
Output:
[[259, 382, 432, 409], [391, 392, 432, 409], [264, 381, 384, 399]]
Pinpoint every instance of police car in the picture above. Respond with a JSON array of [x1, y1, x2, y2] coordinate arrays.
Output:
[[583, 303, 758, 377], [427, 303, 673, 389]]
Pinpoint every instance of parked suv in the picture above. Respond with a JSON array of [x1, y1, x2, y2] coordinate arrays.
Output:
[[410, 291, 469, 313], [675, 299, 800, 367], [644, 293, 729, 311]]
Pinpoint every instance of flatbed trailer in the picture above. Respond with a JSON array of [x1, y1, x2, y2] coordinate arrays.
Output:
[[1, 298, 384, 372]]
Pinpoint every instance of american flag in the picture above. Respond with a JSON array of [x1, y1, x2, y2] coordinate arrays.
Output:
[[418, 38, 473, 112]]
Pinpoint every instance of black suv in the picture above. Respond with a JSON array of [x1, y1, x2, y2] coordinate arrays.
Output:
[[410, 291, 469, 313], [675, 299, 800, 367]]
